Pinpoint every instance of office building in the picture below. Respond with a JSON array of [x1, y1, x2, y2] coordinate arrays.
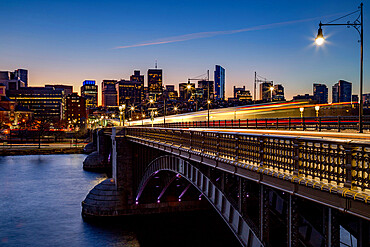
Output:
[[45, 84, 73, 96], [7, 87, 64, 122], [0, 69, 28, 87], [130, 70, 144, 83], [198, 80, 214, 100], [214, 65, 225, 100], [148, 69, 163, 96], [233, 86, 245, 98], [14, 69, 28, 87], [116, 79, 144, 106], [65, 93, 87, 129], [313, 83, 328, 104], [102, 80, 117, 107], [332, 80, 352, 103], [273, 84, 285, 101], [260, 82, 273, 101], [179, 83, 195, 101], [81, 80, 98, 109], [164, 85, 178, 100], [293, 94, 315, 101], [234, 86, 252, 102]]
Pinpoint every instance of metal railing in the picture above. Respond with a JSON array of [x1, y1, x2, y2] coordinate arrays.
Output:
[[126, 127, 370, 192], [146, 115, 370, 132]]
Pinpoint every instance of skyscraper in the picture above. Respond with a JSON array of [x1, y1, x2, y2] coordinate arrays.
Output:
[[148, 69, 162, 97], [102, 80, 117, 107], [81, 80, 98, 108], [332, 80, 352, 103], [214, 65, 225, 100], [313, 83, 328, 104]]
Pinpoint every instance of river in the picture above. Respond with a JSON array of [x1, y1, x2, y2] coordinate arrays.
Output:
[[0, 154, 239, 247]]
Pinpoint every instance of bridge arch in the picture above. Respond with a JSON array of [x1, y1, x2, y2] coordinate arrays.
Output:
[[135, 155, 263, 247]]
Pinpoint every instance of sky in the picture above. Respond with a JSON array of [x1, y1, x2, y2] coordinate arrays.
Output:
[[0, 0, 369, 105]]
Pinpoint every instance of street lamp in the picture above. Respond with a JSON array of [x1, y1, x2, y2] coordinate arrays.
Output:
[[299, 107, 304, 118], [315, 105, 320, 117], [269, 86, 274, 102], [315, 3, 364, 132], [207, 99, 211, 127], [130, 106, 135, 126], [119, 104, 126, 126], [299, 107, 304, 129]]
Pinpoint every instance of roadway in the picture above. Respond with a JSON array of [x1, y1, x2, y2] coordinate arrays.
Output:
[[188, 128, 370, 143]]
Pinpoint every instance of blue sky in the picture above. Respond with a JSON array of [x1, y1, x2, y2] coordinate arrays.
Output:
[[0, 0, 369, 103]]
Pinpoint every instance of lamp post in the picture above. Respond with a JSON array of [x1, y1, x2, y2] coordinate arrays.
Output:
[[119, 104, 126, 126], [315, 105, 320, 118], [299, 107, 304, 129], [130, 106, 135, 126], [207, 100, 211, 127], [315, 3, 364, 132], [269, 86, 274, 102]]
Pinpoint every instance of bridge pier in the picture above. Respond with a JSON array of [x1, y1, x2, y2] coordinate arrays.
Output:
[[82, 128, 208, 219], [83, 129, 111, 172]]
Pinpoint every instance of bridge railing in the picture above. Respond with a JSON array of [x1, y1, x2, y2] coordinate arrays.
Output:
[[126, 127, 370, 192], [146, 115, 370, 132]]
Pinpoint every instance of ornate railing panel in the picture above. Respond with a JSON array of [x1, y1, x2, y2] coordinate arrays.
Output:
[[126, 127, 370, 193]]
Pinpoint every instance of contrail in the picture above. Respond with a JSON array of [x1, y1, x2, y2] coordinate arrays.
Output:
[[114, 14, 341, 49]]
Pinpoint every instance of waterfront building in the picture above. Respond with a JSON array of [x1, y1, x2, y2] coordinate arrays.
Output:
[[102, 80, 118, 107], [313, 83, 328, 104], [7, 86, 64, 122], [214, 65, 225, 100], [0, 84, 33, 127], [65, 92, 87, 129], [332, 80, 352, 103], [81, 80, 98, 109]]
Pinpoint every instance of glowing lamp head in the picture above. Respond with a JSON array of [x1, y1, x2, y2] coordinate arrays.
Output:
[[315, 105, 320, 111], [174, 107, 178, 111], [299, 107, 304, 113], [130, 106, 135, 111], [315, 26, 325, 45], [207, 100, 211, 104], [149, 99, 154, 104], [186, 84, 192, 90], [270, 86, 274, 91]]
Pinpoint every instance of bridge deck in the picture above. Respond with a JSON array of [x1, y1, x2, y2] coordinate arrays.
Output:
[[121, 127, 370, 220]]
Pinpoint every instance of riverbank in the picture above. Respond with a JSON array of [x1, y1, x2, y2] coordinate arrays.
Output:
[[0, 145, 85, 156]]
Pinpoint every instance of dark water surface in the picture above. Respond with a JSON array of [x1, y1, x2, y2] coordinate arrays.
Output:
[[0, 154, 239, 247]]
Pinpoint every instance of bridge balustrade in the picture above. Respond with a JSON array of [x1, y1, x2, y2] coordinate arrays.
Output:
[[126, 127, 370, 192]]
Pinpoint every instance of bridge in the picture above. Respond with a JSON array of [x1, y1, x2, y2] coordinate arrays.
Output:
[[82, 127, 370, 247]]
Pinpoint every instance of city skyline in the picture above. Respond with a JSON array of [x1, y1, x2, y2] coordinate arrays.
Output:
[[1, 0, 369, 104]]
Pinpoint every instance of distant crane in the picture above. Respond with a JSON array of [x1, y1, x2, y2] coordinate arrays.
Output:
[[254, 72, 273, 101]]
